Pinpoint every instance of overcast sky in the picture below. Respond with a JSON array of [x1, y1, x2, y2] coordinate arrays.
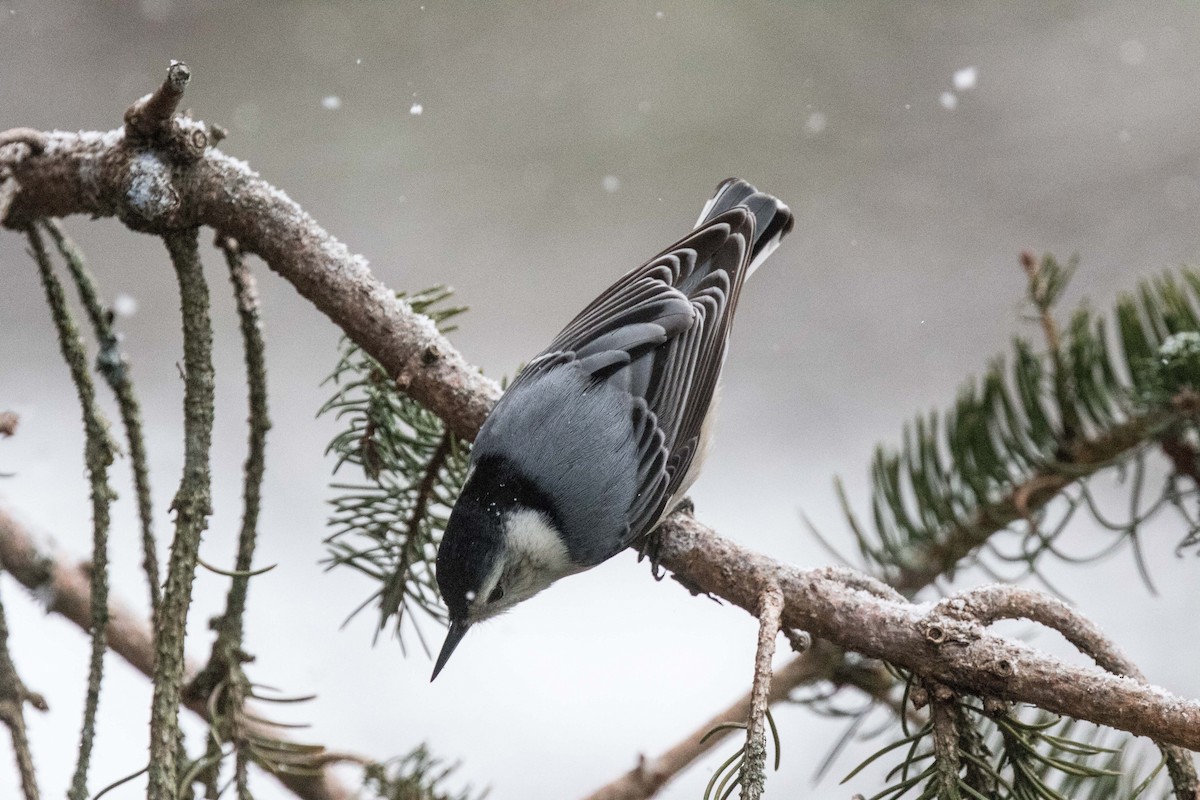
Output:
[[3, 2, 1200, 798]]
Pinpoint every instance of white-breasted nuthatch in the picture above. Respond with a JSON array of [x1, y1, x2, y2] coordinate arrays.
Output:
[[432, 178, 794, 679]]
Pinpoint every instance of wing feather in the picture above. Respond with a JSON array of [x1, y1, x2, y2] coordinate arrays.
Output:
[[504, 180, 792, 551], [503, 212, 756, 547]]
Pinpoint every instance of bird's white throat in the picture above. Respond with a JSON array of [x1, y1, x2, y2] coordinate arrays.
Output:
[[504, 507, 574, 578]]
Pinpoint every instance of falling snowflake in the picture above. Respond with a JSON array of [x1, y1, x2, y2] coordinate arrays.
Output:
[[1119, 39, 1146, 65], [409, 103, 424, 116], [805, 111, 827, 136], [952, 66, 977, 91], [602, 175, 621, 193], [113, 294, 138, 318], [322, 95, 342, 110], [939, 91, 958, 110]]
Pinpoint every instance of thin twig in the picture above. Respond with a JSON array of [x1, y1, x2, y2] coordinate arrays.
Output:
[[0, 577, 46, 800], [214, 234, 271, 800], [124, 61, 191, 141], [1162, 434, 1200, 488], [582, 642, 843, 800], [955, 702, 996, 797], [889, 411, 1167, 594], [1022, 250, 1081, 442], [214, 235, 270, 642], [740, 583, 783, 800], [42, 218, 161, 623], [405, 431, 452, 547], [149, 228, 215, 800], [28, 225, 117, 800]]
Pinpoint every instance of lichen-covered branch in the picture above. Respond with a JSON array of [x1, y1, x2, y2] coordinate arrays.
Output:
[[0, 577, 46, 800], [0, 504, 355, 800], [214, 235, 270, 645], [27, 225, 117, 800], [42, 218, 161, 623], [185, 235, 272, 798], [148, 229, 214, 800]]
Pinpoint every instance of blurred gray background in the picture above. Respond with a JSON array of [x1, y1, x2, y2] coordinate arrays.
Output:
[[3, 1, 1200, 797]]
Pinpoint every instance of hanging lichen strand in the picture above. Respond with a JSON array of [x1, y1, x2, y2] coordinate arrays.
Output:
[[320, 286, 471, 653], [841, 257, 1200, 594]]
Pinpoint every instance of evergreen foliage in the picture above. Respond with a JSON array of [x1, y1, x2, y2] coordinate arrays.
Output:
[[839, 258, 1200, 593], [320, 287, 472, 654]]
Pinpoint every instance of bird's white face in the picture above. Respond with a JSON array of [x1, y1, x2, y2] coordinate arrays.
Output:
[[463, 507, 579, 624]]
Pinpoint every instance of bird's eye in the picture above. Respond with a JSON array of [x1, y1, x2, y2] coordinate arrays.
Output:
[[487, 585, 505, 604]]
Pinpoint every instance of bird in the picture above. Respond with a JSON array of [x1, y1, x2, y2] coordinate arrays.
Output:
[[432, 178, 794, 680]]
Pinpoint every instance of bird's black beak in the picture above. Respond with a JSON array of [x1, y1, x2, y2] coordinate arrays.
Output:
[[431, 619, 471, 681]]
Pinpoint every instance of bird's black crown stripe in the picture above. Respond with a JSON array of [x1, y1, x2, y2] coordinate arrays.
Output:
[[464, 454, 564, 532]]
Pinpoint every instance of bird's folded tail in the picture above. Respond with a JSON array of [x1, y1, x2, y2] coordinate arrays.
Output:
[[694, 178, 795, 277]]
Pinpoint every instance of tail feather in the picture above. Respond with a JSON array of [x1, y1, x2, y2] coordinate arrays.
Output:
[[695, 178, 794, 276]]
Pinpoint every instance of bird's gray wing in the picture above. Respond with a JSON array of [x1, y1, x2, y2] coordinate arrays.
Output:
[[514, 210, 757, 545]]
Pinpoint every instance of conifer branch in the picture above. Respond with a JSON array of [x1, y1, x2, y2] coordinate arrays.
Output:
[[149, 228, 215, 800], [27, 225, 118, 800], [320, 288, 470, 650]]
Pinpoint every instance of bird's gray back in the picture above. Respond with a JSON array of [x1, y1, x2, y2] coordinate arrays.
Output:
[[471, 359, 641, 566]]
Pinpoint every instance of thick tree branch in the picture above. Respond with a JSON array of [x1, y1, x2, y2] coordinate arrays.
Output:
[[1, 117, 501, 440], [935, 585, 1199, 799], [0, 505, 356, 800], [654, 523, 1200, 748]]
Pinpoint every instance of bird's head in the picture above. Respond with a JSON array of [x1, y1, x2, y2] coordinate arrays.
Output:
[[432, 458, 577, 680]]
